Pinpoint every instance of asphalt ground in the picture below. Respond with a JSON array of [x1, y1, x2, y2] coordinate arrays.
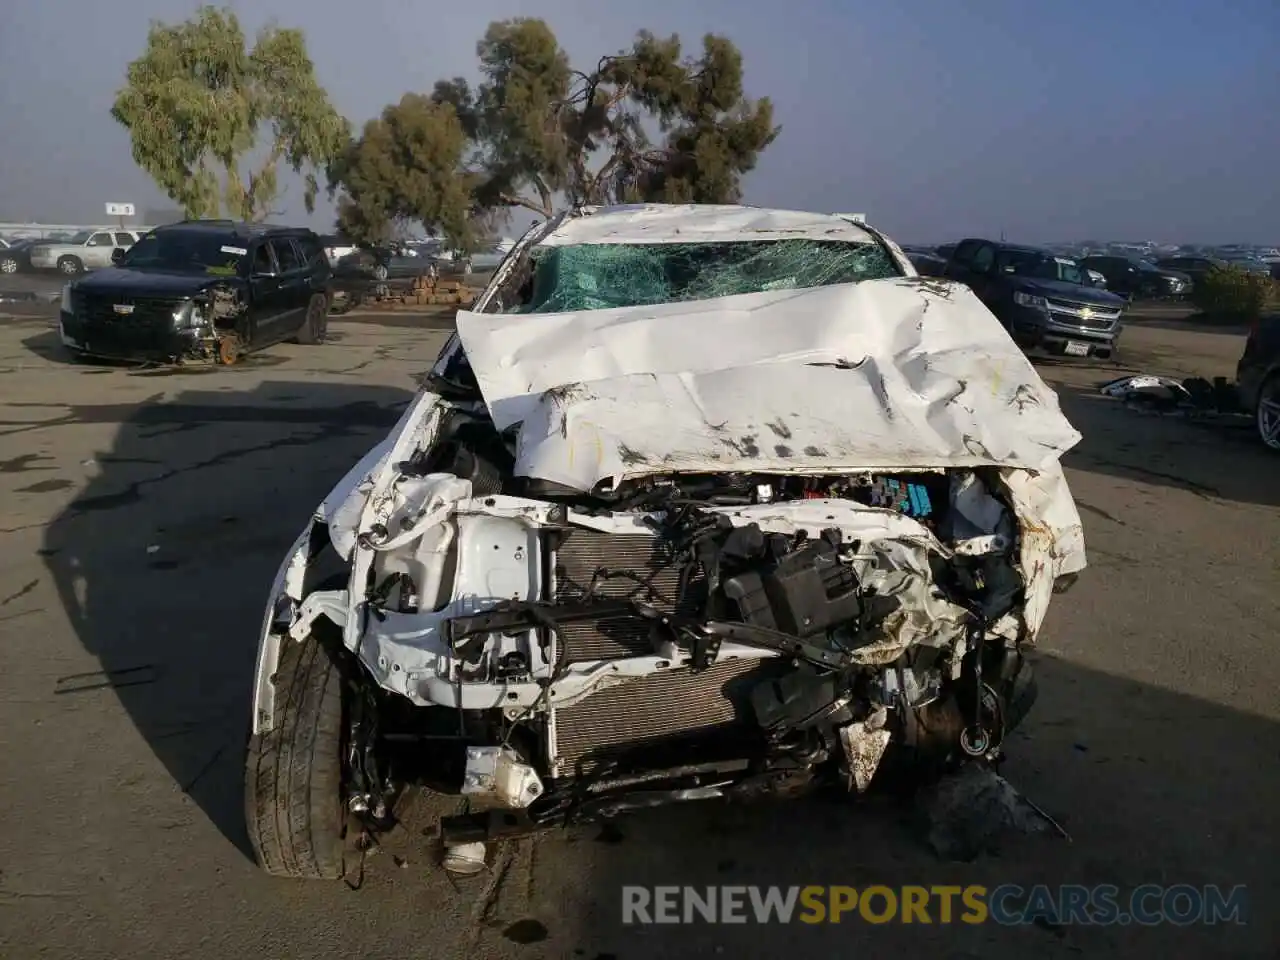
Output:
[[0, 304, 1275, 959]]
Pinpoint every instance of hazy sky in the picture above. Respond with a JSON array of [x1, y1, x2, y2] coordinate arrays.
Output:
[[3, 0, 1278, 243]]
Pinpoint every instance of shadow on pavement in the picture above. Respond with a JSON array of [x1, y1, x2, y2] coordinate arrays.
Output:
[[39, 380, 412, 861], [21, 328, 296, 372], [1119, 302, 1252, 337], [1124, 315, 1251, 337], [552, 654, 1276, 959], [1051, 382, 1278, 508]]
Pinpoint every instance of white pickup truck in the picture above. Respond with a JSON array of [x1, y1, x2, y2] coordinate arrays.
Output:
[[28, 228, 144, 275]]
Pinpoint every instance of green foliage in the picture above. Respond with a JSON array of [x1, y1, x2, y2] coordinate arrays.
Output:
[[330, 19, 779, 233], [1190, 265, 1274, 323], [111, 5, 350, 221], [329, 95, 475, 248], [611, 34, 778, 205]]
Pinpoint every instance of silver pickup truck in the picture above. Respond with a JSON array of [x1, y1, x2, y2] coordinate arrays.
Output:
[[28, 228, 143, 275]]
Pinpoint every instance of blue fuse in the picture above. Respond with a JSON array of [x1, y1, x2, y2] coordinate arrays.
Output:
[[906, 483, 933, 518]]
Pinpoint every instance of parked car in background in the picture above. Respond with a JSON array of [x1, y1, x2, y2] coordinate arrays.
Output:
[[899, 245, 948, 276], [943, 239, 1127, 359], [1, 237, 48, 274], [318, 234, 358, 268], [1084, 268, 1107, 288], [1153, 255, 1229, 286], [29, 228, 142, 275], [457, 237, 516, 274], [349, 243, 437, 283], [1224, 258, 1273, 279], [1079, 255, 1192, 300], [327, 242, 440, 311], [1236, 313, 1280, 451], [57, 220, 331, 365]]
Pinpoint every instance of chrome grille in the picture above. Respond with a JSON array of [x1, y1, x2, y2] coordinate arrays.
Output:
[[74, 292, 184, 328], [551, 529, 706, 662], [549, 657, 771, 777], [1045, 297, 1121, 330]]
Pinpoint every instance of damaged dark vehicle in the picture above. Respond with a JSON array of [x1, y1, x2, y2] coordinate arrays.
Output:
[[245, 204, 1087, 879], [57, 220, 331, 365]]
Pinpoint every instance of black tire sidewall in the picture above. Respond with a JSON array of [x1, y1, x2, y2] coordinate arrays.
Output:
[[1257, 374, 1280, 452], [244, 632, 347, 878]]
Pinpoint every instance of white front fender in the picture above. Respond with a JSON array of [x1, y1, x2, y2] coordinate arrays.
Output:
[[249, 520, 316, 735]]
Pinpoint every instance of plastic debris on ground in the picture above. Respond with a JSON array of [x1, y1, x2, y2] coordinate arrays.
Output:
[[1099, 374, 1243, 416], [916, 764, 1067, 862]]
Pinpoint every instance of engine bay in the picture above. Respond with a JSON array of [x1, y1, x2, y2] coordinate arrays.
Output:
[[318, 407, 1037, 842]]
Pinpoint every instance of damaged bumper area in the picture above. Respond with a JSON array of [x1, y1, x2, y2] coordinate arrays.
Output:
[[59, 289, 245, 364], [252, 274, 1086, 856], [308, 464, 1053, 846]]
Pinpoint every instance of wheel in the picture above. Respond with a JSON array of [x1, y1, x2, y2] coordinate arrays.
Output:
[[295, 294, 328, 345], [1255, 374, 1280, 452], [245, 632, 347, 879], [461, 259, 473, 276], [217, 335, 241, 365], [0, 257, 17, 274], [372, 263, 388, 281], [57, 255, 83, 275]]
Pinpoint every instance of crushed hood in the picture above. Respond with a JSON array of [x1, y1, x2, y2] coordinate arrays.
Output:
[[456, 277, 1083, 492]]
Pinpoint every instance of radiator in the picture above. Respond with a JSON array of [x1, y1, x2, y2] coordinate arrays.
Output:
[[550, 528, 706, 662], [549, 656, 773, 778]]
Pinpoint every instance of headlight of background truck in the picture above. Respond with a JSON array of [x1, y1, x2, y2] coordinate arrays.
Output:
[[1013, 291, 1049, 311]]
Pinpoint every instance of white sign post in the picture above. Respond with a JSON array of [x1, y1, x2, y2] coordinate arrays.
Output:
[[105, 202, 135, 228]]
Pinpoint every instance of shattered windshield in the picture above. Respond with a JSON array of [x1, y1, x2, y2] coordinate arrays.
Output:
[[998, 250, 1089, 285], [121, 231, 247, 275], [515, 239, 900, 313]]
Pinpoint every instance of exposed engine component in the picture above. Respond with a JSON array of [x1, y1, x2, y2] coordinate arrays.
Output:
[[336, 464, 1032, 846]]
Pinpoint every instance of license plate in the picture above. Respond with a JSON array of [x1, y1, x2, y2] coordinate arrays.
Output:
[[1063, 341, 1090, 357]]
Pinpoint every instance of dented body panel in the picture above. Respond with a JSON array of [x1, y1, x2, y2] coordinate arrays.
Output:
[[455, 279, 1082, 481]]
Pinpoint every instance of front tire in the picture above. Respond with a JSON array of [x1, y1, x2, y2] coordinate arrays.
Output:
[[245, 632, 347, 879], [0, 257, 17, 274], [57, 256, 83, 275], [1255, 373, 1280, 453]]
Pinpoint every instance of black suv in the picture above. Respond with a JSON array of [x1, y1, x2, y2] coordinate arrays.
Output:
[[58, 220, 331, 364], [1079, 255, 1192, 300], [943, 239, 1127, 359]]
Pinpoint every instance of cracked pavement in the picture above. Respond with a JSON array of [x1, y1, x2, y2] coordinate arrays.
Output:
[[0, 305, 1276, 959]]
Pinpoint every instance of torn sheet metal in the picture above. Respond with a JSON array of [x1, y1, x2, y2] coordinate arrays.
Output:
[[840, 707, 891, 792], [458, 279, 1082, 486], [999, 462, 1086, 635], [1099, 374, 1241, 416], [537, 203, 879, 247]]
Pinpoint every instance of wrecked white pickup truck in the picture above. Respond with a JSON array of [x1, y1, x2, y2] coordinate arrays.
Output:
[[245, 204, 1086, 879]]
